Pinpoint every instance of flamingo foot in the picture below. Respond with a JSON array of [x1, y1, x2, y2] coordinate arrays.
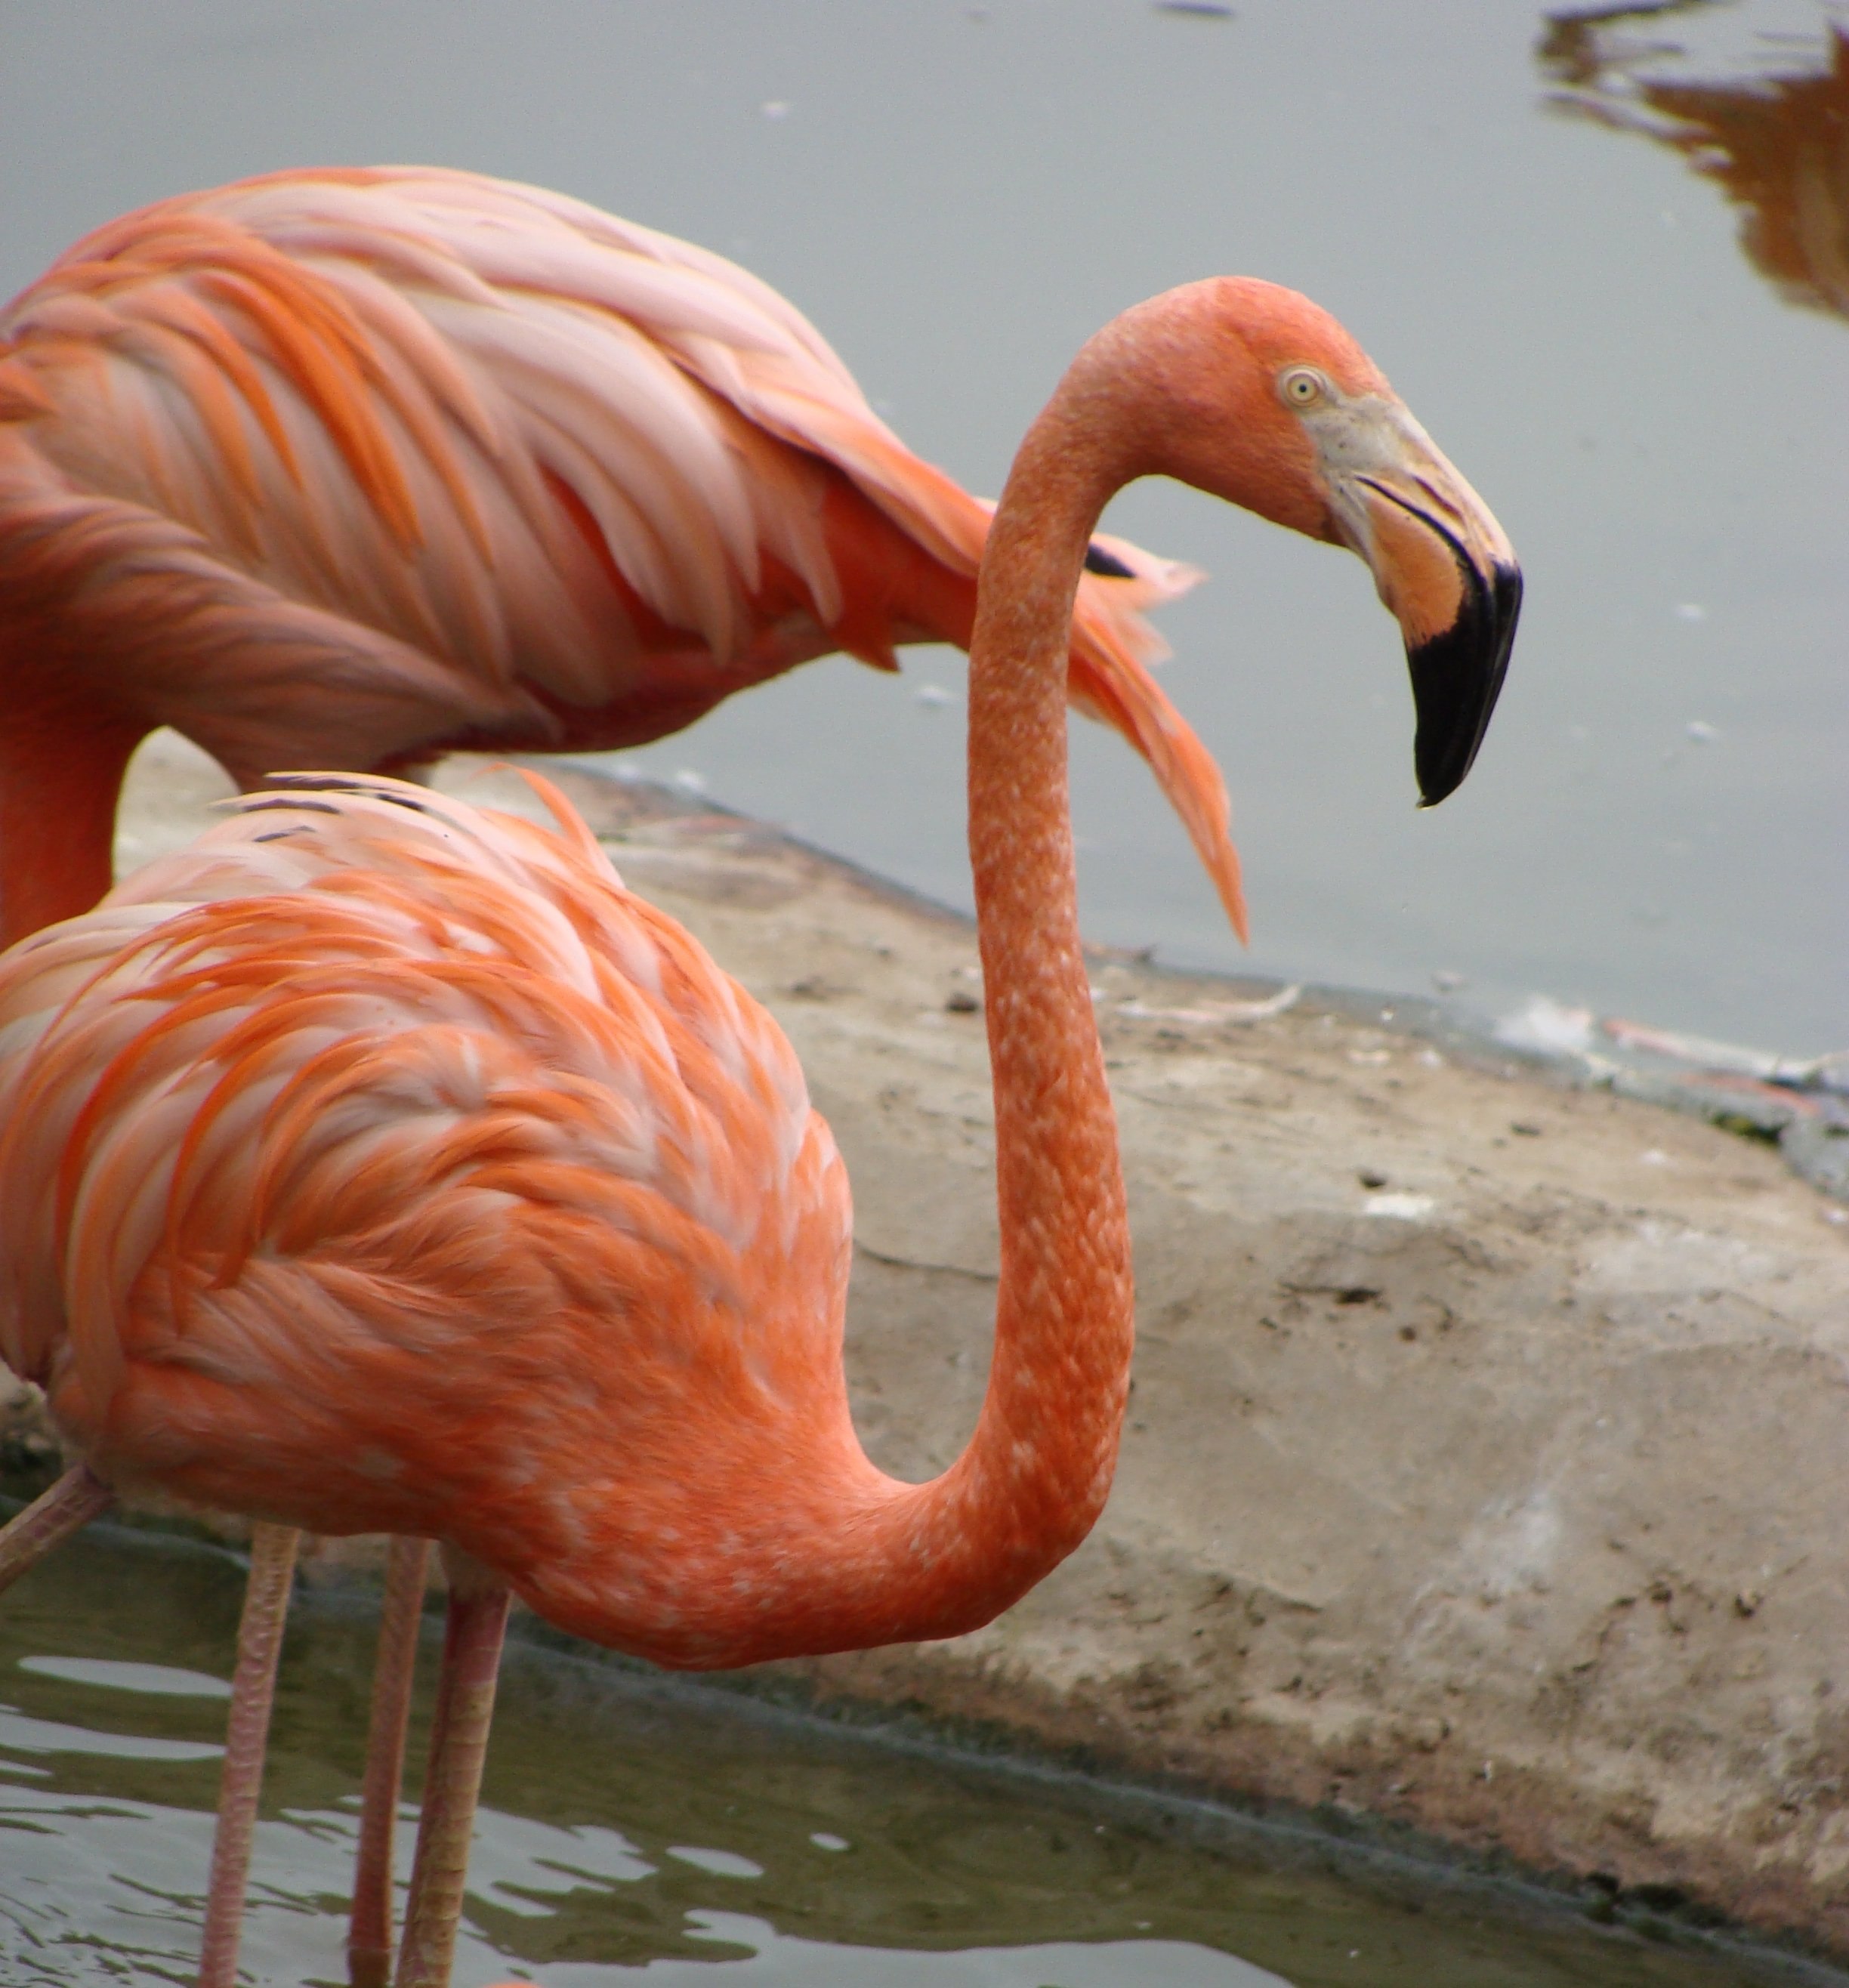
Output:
[[393, 1551, 510, 1988], [0, 1464, 114, 1593], [349, 1536, 432, 1988], [198, 1522, 301, 1988]]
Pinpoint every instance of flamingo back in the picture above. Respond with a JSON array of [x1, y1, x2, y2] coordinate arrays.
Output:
[[0, 168, 1242, 931], [0, 773, 858, 1628], [2, 178, 1159, 708]]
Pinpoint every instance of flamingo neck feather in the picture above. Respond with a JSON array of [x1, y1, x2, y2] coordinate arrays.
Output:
[[683, 349, 1139, 1662]]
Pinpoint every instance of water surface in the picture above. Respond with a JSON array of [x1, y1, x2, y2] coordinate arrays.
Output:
[[0, 1523, 1835, 1988], [0, 0, 1841, 1050]]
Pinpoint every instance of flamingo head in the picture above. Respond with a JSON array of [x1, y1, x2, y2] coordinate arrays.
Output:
[[1105, 277, 1523, 806]]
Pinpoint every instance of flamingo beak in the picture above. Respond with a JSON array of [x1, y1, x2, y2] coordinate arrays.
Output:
[[1323, 403, 1523, 806], [1392, 510, 1522, 807]]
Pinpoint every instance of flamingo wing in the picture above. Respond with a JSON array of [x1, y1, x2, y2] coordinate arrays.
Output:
[[0, 167, 1241, 930], [0, 775, 854, 1619]]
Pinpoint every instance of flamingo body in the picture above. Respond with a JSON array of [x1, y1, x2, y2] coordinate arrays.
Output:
[[0, 264, 1520, 1983], [0, 775, 904, 1666], [0, 166, 1242, 945]]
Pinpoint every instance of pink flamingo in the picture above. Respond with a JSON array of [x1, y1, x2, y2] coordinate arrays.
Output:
[[0, 274, 1516, 1986], [0, 165, 1243, 950]]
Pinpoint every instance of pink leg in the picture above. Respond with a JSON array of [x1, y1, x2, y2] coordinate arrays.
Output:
[[348, 1536, 431, 1988], [393, 1551, 511, 1988], [0, 1463, 113, 1592], [198, 1523, 301, 1988]]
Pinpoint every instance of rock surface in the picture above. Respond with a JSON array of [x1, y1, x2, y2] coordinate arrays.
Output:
[[35, 734, 1849, 1952]]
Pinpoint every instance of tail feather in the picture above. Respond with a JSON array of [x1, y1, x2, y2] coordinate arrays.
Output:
[[741, 393, 1247, 942], [1067, 576, 1247, 946], [1079, 528, 1202, 642]]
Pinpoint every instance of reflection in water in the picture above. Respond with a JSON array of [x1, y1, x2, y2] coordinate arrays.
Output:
[[0, 1521, 1819, 1988], [0, 1770, 1289, 1987], [1543, 2, 1849, 314]]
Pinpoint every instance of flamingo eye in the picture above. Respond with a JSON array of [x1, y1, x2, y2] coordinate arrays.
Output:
[[1279, 367, 1327, 409]]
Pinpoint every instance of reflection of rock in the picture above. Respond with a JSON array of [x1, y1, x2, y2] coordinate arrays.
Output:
[[1542, 4, 1849, 316]]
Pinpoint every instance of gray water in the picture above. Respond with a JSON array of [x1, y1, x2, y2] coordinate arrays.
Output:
[[0, 1522, 1835, 1988], [0, 0, 1841, 1052]]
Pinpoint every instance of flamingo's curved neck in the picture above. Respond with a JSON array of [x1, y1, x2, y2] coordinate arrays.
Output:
[[525, 347, 1146, 1669], [796, 362, 1141, 1651]]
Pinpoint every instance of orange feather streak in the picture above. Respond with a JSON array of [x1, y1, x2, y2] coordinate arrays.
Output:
[[0, 166, 1242, 949]]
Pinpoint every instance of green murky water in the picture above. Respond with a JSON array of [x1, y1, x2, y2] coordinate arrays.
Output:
[[0, 1522, 1834, 1988]]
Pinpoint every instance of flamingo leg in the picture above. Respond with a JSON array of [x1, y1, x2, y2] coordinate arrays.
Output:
[[393, 1555, 511, 1988], [348, 1536, 432, 1988], [0, 1463, 114, 1592], [198, 1522, 301, 1988]]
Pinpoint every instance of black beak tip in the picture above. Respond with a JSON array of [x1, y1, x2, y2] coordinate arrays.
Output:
[[1409, 561, 1522, 807]]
